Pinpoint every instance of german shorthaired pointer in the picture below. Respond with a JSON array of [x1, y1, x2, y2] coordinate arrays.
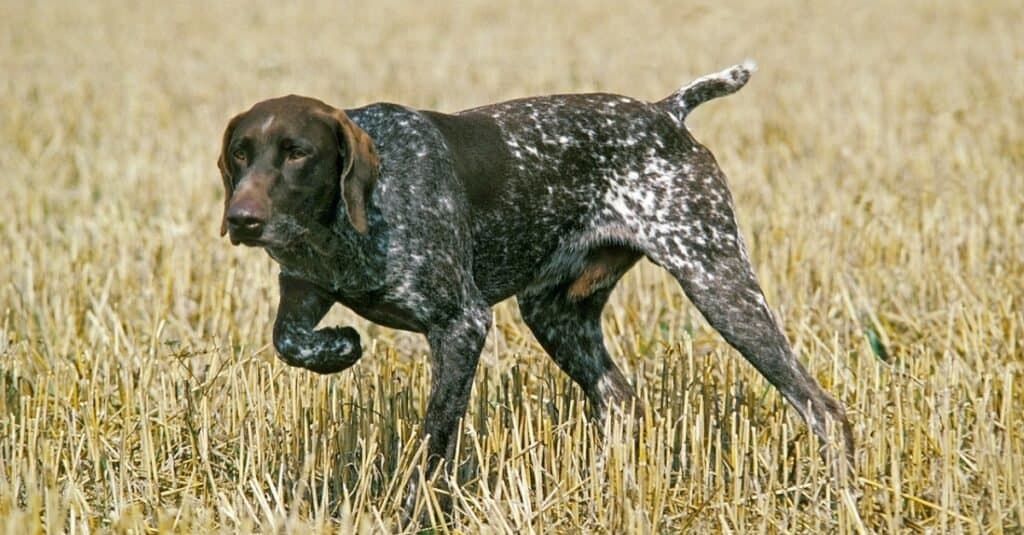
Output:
[[218, 62, 853, 511]]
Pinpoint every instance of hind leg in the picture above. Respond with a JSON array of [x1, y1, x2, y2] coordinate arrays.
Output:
[[517, 280, 638, 421], [646, 223, 854, 462]]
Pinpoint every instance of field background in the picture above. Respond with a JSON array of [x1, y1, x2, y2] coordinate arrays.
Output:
[[1, 0, 1022, 533]]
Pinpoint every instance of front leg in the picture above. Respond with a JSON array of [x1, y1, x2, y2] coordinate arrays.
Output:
[[402, 305, 492, 523], [272, 274, 362, 374], [422, 307, 492, 463]]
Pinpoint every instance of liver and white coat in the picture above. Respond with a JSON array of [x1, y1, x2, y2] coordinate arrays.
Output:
[[218, 62, 853, 518]]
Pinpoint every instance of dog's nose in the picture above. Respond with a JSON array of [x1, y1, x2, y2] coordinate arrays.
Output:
[[229, 214, 264, 234], [226, 205, 267, 236]]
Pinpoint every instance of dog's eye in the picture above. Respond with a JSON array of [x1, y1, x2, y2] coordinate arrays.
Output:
[[232, 149, 247, 163], [287, 148, 308, 161]]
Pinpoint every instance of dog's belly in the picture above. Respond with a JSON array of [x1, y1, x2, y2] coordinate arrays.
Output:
[[467, 180, 598, 303], [470, 222, 569, 303], [471, 226, 643, 304], [468, 201, 647, 304]]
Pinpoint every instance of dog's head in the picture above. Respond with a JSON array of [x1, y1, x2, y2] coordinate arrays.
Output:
[[217, 95, 379, 247]]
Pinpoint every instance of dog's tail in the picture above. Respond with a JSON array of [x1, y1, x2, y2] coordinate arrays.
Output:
[[656, 60, 756, 125]]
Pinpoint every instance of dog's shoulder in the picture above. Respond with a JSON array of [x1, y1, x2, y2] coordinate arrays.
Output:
[[417, 109, 512, 208], [343, 103, 513, 210], [345, 102, 426, 142]]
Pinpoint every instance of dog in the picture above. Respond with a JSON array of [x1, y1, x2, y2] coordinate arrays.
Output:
[[217, 62, 854, 517]]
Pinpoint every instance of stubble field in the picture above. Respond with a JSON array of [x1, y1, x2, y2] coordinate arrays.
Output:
[[1, 1, 1022, 532]]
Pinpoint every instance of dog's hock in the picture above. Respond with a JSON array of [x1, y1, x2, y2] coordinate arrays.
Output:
[[657, 60, 757, 124]]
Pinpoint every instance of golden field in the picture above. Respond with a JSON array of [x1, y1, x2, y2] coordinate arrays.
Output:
[[1, 1, 1021, 532]]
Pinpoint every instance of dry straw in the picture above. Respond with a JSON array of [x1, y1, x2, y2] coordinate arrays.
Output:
[[1, 0, 1021, 532]]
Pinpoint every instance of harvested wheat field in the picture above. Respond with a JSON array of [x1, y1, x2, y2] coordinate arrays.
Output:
[[1, 0, 1022, 533]]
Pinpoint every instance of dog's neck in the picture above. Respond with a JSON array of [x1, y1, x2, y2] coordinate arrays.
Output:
[[266, 213, 386, 297]]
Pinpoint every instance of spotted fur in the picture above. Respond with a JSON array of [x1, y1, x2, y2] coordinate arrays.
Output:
[[218, 62, 853, 523]]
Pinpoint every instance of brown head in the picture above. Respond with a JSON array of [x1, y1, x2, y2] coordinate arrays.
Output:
[[217, 95, 379, 247]]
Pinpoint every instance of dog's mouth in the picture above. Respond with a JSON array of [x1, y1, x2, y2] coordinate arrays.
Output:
[[230, 235, 266, 247], [228, 229, 271, 247], [229, 229, 297, 249]]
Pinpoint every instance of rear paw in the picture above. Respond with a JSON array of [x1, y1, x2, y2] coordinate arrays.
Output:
[[811, 395, 856, 471], [589, 372, 641, 422]]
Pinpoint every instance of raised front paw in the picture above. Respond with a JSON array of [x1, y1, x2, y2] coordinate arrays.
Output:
[[274, 325, 363, 374]]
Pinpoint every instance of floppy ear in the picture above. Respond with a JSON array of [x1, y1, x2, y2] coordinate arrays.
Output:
[[327, 108, 379, 234], [217, 114, 243, 237]]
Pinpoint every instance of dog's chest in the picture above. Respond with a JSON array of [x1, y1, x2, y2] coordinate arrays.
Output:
[[269, 247, 425, 332]]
